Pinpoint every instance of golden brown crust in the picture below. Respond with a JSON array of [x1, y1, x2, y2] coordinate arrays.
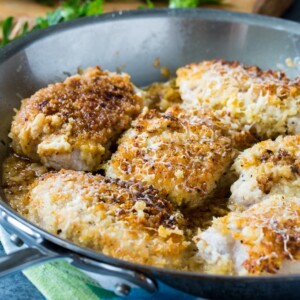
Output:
[[230, 196, 300, 274], [25, 170, 189, 268], [34, 68, 140, 143], [9, 67, 142, 171], [105, 105, 233, 208], [7, 60, 300, 274], [177, 59, 300, 142], [195, 195, 300, 275], [36, 170, 184, 230], [179, 59, 297, 87], [230, 135, 300, 210], [244, 136, 300, 193], [2, 153, 48, 215]]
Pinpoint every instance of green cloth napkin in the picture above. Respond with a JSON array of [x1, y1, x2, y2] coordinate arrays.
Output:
[[23, 260, 116, 300], [0, 227, 196, 300], [0, 227, 116, 300]]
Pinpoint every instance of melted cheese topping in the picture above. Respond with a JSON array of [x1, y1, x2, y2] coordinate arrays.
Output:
[[9, 67, 142, 171], [177, 60, 300, 141], [4, 60, 300, 275], [105, 105, 233, 208], [195, 195, 300, 275], [24, 170, 190, 269], [230, 135, 300, 210]]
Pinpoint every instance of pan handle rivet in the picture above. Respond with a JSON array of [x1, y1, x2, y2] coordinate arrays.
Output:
[[10, 234, 24, 247], [115, 283, 131, 297]]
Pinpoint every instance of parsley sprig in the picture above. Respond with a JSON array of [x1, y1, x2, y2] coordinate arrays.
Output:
[[169, 0, 222, 8], [1, 0, 103, 46]]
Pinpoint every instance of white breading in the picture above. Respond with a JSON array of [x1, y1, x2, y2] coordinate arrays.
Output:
[[9, 67, 142, 171], [24, 170, 189, 269], [194, 195, 300, 275], [177, 60, 300, 141], [230, 135, 300, 210]]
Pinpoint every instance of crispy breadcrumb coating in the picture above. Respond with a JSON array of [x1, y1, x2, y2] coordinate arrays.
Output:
[[24, 170, 189, 269], [105, 105, 234, 208], [194, 195, 300, 275], [6, 59, 300, 275], [2, 153, 48, 215], [9, 67, 142, 171], [230, 135, 300, 210], [177, 60, 300, 141]]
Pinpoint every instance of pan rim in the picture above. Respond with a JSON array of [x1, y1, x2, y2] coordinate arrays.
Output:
[[1, 8, 300, 282], [1, 7, 300, 61]]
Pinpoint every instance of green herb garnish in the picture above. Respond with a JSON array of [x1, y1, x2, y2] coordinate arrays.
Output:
[[139, 0, 155, 9], [169, 0, 222, 8], [1, 17, 14, 46], [1, 0, 222, 47], [34, 0, 103, 28], [1, 0, 103, 46]]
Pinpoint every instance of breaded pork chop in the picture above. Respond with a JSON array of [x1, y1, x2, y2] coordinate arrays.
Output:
[[24, 170, 189, 269], [177, 60, 300, 140], [194, 195, 300, 275], [9, 67, 142, 171], [230, 135, 300, 210], [105, 105, 234, 208]]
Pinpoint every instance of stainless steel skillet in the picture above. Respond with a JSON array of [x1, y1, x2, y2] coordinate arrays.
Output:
[[1, 8, 300, 300]]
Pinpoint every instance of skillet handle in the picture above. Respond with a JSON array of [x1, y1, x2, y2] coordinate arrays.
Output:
[[0, 211, 68, 278], [0, 247, 61, 277], [0, 211, 158, 295], [73, 255, 157, 294]]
